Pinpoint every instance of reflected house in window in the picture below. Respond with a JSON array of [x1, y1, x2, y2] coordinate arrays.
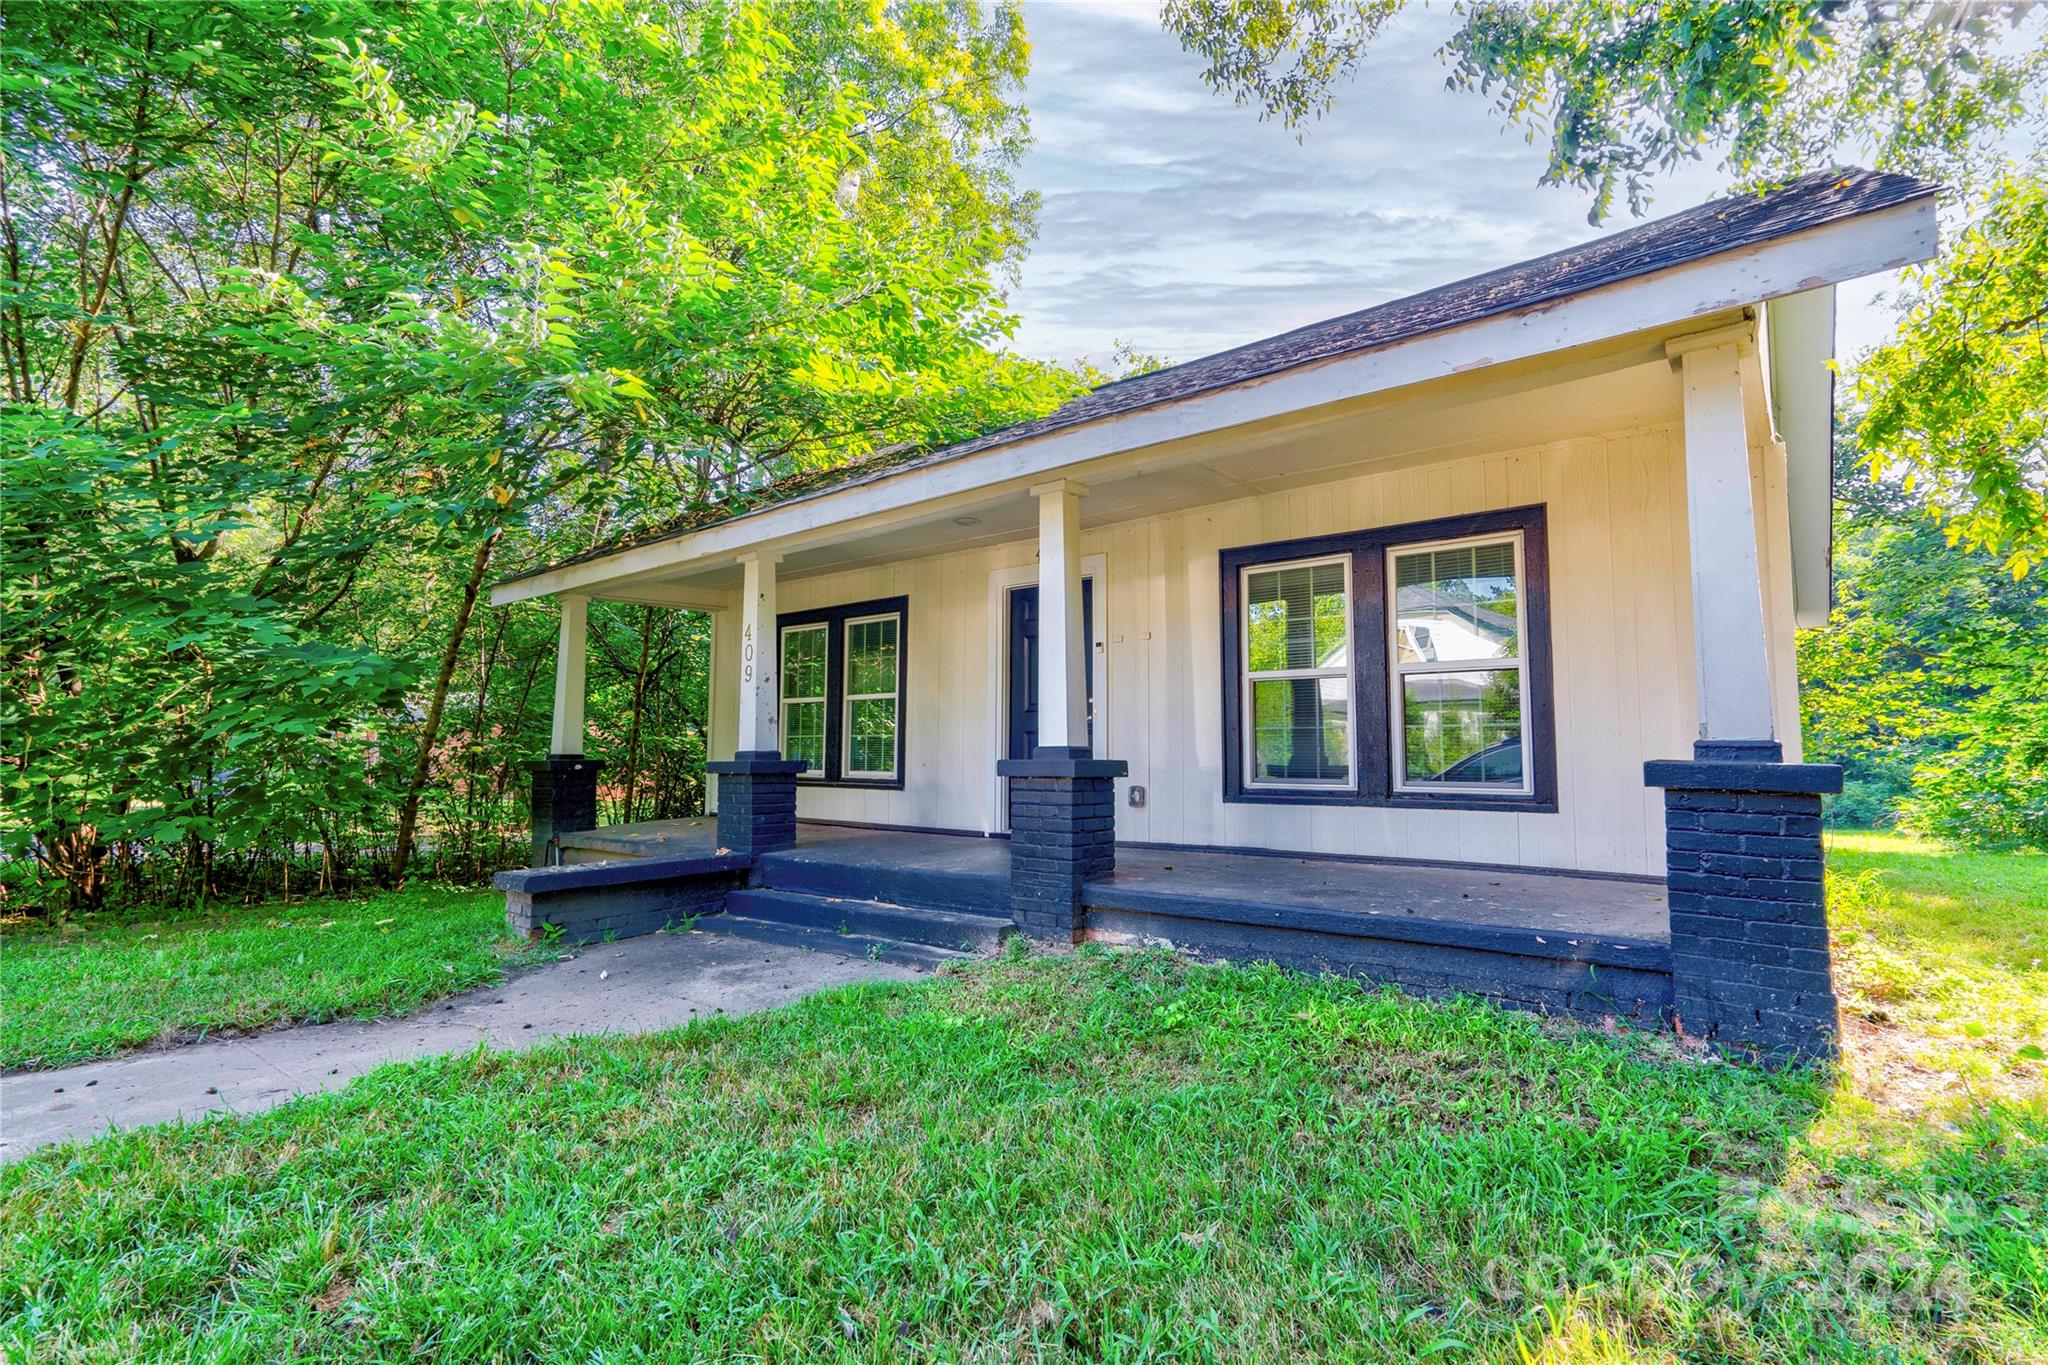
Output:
[[1391, 539, 1527, 791]]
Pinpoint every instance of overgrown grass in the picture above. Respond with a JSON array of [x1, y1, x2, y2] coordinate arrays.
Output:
[[1826, 831, 2047, 1110], [1, 887, 540, 1071], [1, 842, 2042, 1360]]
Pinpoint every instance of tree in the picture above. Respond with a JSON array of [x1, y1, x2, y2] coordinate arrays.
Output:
[[1854, 160, 2047, 578], [1801, 431, 2048, 847], [0, 0, 1078, 907]]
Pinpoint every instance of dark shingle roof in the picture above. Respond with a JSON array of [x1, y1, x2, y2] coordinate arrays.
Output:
[[508, 168, 1934, 584]]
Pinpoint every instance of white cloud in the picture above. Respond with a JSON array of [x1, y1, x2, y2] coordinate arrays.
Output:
[[1011, 1, 1905, 370]]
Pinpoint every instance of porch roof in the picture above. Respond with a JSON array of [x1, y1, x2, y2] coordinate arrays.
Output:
[[493, 168, 1937, 608]]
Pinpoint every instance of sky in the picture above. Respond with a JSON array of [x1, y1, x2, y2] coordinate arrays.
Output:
[[1005, 0, 1907, 371]]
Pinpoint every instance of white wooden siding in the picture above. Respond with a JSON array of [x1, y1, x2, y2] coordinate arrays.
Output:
[[707, 416, 1804, 876]]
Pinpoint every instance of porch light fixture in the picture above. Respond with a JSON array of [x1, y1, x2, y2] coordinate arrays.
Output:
[[952, 515, 981, 526]]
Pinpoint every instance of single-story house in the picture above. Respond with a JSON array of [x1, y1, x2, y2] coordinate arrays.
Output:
[[491, 168, 1940, 1064]]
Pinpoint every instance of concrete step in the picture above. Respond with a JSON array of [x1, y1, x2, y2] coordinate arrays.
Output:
[[726, 888, 1011, 954], [697, 913, 975, 971], [750, 848, 1007, 916]]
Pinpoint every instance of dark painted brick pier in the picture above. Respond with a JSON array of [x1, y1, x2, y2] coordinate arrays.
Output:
[[1647, 750, 1843, 1065], [707, 752, 804, 856], [529, 755, 604, 866], [997, 750, 1127, 941]]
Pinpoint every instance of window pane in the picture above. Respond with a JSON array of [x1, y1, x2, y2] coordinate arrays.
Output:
[[846, 697, 897, 773], [1246, 561, 1347, 672], [782, 625, 827, 699], [846, 617, 899, 695], [784, 699, 825, 771], [1251, 676, 1350, 783], [1393, 541, 1518, 663], [1401, 669, 1523, 785]]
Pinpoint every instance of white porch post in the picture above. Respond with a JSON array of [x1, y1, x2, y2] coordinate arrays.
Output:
[[1671, 332, 1777, 754], [1652, 329, 1846, 1062], [708, 551, 800, 854], [736, 551, 782, 755], [549, 594, 589, 755], [1030, 479, 1089, 754], [532, 593, 601, 867]]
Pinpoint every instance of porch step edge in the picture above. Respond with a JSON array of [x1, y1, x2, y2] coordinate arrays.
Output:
[[727, 888, 1011, 953], [750, 852, 1008, 915], [697, 914, 975, 971], [1081, 882, 1672, 972]]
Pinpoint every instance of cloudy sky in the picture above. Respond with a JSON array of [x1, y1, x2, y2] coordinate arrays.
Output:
[[1005, 1, 1905, 371]]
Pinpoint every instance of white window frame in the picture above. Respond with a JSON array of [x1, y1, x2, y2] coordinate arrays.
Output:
[[779, 622, 829, 781], [1240, 554, 1355, 791], [840, 610, 902, 780], [1386, 530, 1534, 796]]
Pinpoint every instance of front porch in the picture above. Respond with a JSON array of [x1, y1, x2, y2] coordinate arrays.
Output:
[[504, 819, 1675, 1023], [483, 176, 1944, 1065]]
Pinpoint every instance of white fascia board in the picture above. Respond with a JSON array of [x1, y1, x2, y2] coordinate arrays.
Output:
[[491, 196, 1936, 607], [1767, 286, 1841, 627]]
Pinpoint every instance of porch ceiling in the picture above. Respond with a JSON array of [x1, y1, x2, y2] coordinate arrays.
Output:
[[608, 334, 1688, 599]]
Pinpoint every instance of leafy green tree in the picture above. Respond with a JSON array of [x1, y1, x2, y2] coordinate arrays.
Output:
[[1, 0, 1076, 906], [1855, 160, 2047, 578], [1802, 435, 2048, 846]]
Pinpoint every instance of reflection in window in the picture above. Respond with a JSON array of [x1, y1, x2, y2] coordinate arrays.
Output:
[[1390, 537, 1527, 790], [780, 624, 827, 775], [1242, 559, 1350, 785], [842, 614, 900, 778]]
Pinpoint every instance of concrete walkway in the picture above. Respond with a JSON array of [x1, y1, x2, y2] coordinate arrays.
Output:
[[2, 929, 920, 1161]]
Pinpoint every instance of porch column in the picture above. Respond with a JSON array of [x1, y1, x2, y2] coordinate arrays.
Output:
[[530, 594, 603, 865], [707, 551, 802, 855], [998, 481, 1125, 941], [1033, 479, 1089, 754], [1672, 330, 1776, 759], [1648, 328, 1841, 1066]]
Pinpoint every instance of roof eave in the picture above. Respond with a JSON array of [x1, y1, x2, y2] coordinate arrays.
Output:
[[492, 188, 1937, 608]]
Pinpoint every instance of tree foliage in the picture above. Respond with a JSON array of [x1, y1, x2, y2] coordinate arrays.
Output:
[[1801, 436, 2048, 848], [1855, 159, 2047, 578], [1, 0, 1077, 907], [1164, 1, 2044, 214]]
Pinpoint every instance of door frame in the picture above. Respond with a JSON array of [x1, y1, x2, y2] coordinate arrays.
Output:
[[986, 554, 1107, 833]]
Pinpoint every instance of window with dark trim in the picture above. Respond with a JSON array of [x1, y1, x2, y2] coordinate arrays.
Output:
[[776, 595, 907, 788], [1220, 506, 1557, 812]]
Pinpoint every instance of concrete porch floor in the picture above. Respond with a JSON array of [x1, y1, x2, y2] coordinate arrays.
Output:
[[556, 818, 1669, 953]]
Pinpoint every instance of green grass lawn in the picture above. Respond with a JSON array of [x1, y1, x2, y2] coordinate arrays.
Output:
[[1, 886, 540, 1071], [1, 839, 2042, 1361]]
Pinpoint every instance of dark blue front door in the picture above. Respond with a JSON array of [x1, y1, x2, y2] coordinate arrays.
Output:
[[1007, 580, 1094, 760]]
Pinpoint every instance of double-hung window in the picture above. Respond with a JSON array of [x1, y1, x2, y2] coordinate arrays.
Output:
[[1242, 558, 1352, 787], [779, 624, 828, 775], [842, 614, 901, 779], [1221, 506, 1554, 810], [1390, 535, 1529, 794], [775, 595, 907, 787]]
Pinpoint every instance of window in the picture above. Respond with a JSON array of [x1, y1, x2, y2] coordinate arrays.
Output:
[[774, 595, 907, 787], [1242, 558, 1352, 787], [842, 613, 900, 778], [779, 624, 828, 776], [1390, 535, 1528, 794], [1220, 506, 1554, 811]]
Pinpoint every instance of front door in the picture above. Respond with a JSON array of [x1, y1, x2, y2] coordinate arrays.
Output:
[[1006, 579, 1095, 759]]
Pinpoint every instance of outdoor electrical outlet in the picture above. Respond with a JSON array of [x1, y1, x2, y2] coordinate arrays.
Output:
[[1128, 785, 1146, 808]]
